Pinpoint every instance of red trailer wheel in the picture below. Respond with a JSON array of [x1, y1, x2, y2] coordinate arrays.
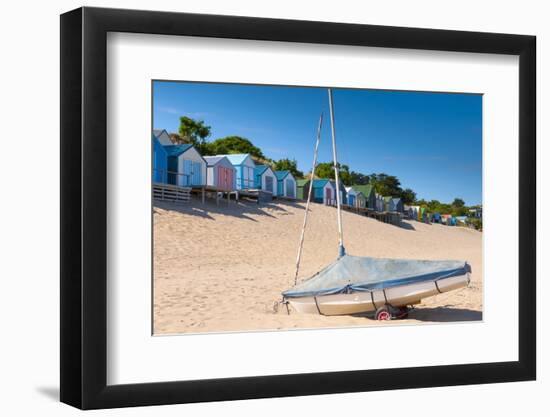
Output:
[[375, 305, 392, 321]]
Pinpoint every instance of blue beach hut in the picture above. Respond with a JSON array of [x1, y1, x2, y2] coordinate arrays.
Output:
[[152, 134, 168, 183], [164, 144, 207, 187], [254, 165, 278, 195], [346, 187, 356, 206], [275, 170, 297, 199]]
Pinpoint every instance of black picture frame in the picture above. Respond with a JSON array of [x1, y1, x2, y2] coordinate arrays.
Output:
[[60, 6, 536, 410]]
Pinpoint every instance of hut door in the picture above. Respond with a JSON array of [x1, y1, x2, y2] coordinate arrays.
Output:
[[183, 160, 193, 186], [286, 179, 294, 197], [218, 167, 230, 190], [217, 167, 224, 190], [325, 187, 332, 204], [265, 176, 273, 193], [192, 162, 202, 185]]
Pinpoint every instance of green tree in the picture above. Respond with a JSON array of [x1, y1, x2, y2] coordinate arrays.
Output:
[[427, 200, 441, 211], [452, 206, 469, 217], [273, 158, 304, 178], [169, 132, 186, 144], [400, 188, 417, 205], [415, 199, 428, 207], [314, 162, 336, 179], [338, 164, 352, 185], [178, 116, 211, 151], [452, 198, 465, 208], [466, 217, 482, 231], [313, 162, 352, 184], [204, 136, 266, 159], [369, 173, 402, 197], [349, 171, 369, 185]]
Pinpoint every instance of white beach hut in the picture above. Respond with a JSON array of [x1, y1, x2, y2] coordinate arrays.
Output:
[[164, 144, 207, 187], [254, 165, 278, 196]]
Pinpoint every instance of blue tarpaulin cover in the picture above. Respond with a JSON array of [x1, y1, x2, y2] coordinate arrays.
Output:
[[283, 254, 470, 298]]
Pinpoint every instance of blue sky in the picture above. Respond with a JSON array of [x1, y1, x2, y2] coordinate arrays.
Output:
[[153, 81, 482, 205]]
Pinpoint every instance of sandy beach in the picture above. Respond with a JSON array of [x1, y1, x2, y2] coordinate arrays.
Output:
[[153, 198, 482, 334]]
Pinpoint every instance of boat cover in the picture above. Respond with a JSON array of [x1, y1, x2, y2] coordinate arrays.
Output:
[[283, 254, 470, 298]]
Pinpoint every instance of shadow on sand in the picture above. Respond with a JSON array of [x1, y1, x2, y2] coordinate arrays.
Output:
[[154, 197, 305, 222], [397, 221, 416, 231], [409, 306, 482, 322], [35, 386, 59, 401]]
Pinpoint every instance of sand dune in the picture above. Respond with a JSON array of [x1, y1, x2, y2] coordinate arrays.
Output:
[[153, 198, 482, 334]]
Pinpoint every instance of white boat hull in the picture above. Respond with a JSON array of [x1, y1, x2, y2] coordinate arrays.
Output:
[[286, 274, 470, 316]]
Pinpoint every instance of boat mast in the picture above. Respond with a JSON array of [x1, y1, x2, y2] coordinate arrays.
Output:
[[293, 113, 323, 285], [328, 88, 345, 257]]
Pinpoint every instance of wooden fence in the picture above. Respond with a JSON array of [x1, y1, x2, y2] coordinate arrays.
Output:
[[153, 183, 191, 204]]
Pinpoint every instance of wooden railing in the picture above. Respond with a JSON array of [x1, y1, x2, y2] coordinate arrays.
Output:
[[153, 169, 192, 186], [153, 182, 191, 203]]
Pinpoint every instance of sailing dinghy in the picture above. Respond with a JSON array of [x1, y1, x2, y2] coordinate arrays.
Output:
[[282, 89, 471, 320], [283, 254, 471, 318]]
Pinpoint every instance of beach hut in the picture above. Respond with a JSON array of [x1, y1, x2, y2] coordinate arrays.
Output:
[[164, 144, 207, 187], [432, 212, 442, 223], [374, 193, 384, 211], [420, 207, 427, 222], [153, 128, 173, 146], [275, 171, 297, 199], [312, 179, 336, 205], [384, 197, 391, 211], [254, 165, 278, 195], [296, 179, 311, 200], [456, 216, 468, 225], [329, 180, 347, 205], [204, 156, 236, 191], [218, 154, 256, 190], [408, 205, 422, 221], [355, 191, 366, 208], [389, 197, 404, 213], [441, 214, 453, 225], [350, 185, 376, 209], [469, 206, 483, 218], [345, 187, 356, 206], [384, 197, 395, 211], [345, 187, 366, 208], [152, 134, 168, 184]]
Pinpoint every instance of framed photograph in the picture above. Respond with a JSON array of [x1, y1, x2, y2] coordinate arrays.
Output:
[[60, 6, 536, 409]]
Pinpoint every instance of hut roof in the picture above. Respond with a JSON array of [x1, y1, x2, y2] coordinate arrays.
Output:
[[351, 184, 375, 197], [163, 144, 193, 157], [254, 165, 274, 176], [346, 187, 361, 196], [153, 129, 174, 145], [275, 170, 291, 180], [312, 179, 331, 188], [204, 156, 229, 166], [218, 153, 252, 165], [296, 179, 310, 187]]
